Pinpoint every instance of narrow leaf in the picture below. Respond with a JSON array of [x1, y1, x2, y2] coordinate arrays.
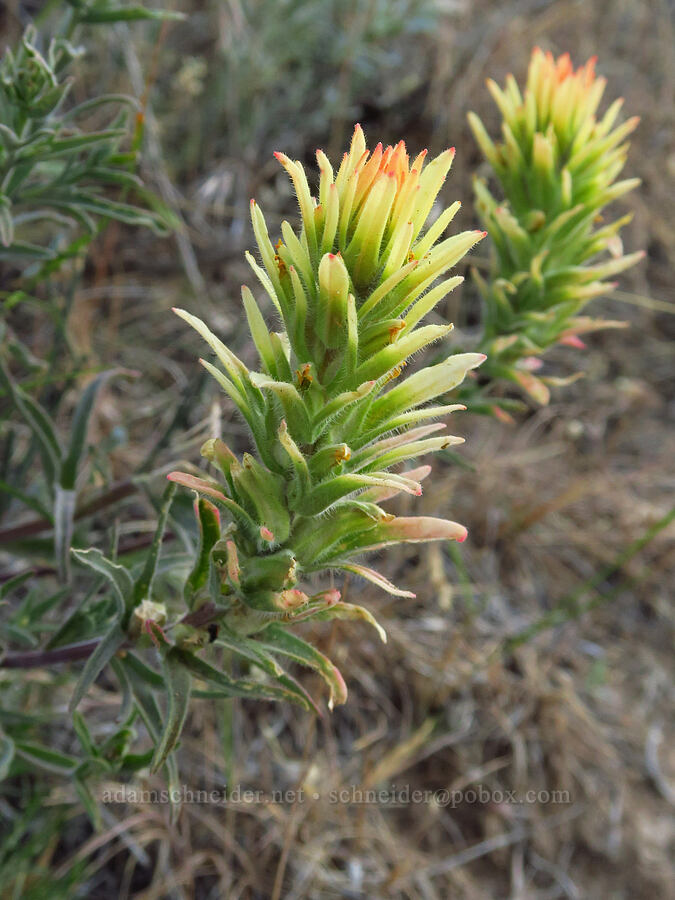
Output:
[[150, 649, 192, 773], [132, 481, 176, 606], [71, 547, 133, 619], [69, 623, 125, 712], [260, 623, 348, 709]]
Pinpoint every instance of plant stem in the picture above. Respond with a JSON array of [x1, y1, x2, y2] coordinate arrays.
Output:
[[0, 478, 137, 544], [0, 638, 103, 669]]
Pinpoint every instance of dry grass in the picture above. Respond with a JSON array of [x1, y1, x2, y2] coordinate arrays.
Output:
[[8, 0, 674, 896]]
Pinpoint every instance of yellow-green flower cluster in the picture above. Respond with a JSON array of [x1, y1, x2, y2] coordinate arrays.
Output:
[[170, 126, 485, 705], [466, 48, 642, 410]]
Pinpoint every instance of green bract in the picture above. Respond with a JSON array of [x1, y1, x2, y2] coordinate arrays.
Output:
[[466, 48, 642, 411], [171, 125, 486, 703]]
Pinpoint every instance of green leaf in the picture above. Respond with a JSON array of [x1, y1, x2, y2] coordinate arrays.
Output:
[[174, 647, 314, 708], [72, 710, 98, 758], [68, 623, 125, 712], [0, 361, 60, 486], [54, 486, 76, 583], [118, 652, 183, 814], [0, 479, 53, 520], [46, 590, 113, 649], [216, 627, 318, 713], [304, 600, 387, 643], [119, 748, 154, 772], [184, 497, 221, 607], [61, 371, 117, 490], [0, 570, 32, 600], [259, 623, 348, 709], [132, 481, 176, 607], [73, 775, 102, 831], [0, 241, 54, 260], [78, 6, 186, 23], [44, 130, 126, 154], [14, 741, 78, 774], [71, 548, 133, 619], [0, 732, 15, 780], [109, 656, 134, 722], [150, 649, 192, 773], [120, 650, 164, 688], [0, 198, 14, 247]]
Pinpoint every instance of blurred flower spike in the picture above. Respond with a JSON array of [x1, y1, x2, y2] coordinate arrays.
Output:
[[170, 125, 486, 707], [466, 47, 643, 410]]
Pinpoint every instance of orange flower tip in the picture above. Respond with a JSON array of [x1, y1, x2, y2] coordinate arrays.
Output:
[[457, 528, 468, 543], [638, 250, 646, 258], [260, 526, 275, 542], [272, 151, 282, 160], [415, 487, 423, 496], [480, 230, 488, 238], [560, 335, 586, 349], [478, 353, 488, 362], [449, 146, 456, 156]]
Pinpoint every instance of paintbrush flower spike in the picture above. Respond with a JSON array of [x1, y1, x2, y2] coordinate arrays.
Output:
[[467, 48, 642, 411], [170, 126, 486, 706]]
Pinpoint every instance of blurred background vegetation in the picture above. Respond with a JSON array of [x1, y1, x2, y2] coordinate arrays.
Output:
[[0, 0, 673, 897]]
